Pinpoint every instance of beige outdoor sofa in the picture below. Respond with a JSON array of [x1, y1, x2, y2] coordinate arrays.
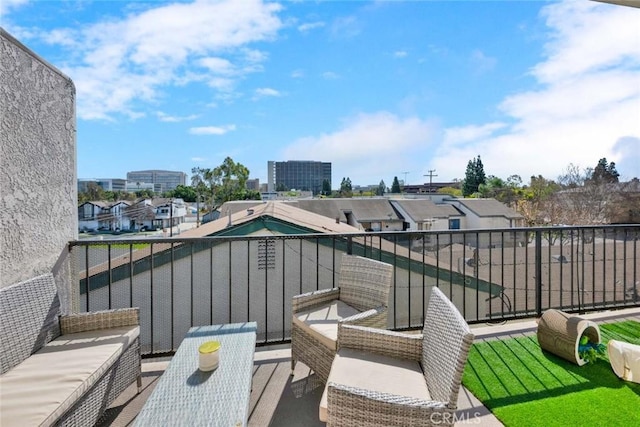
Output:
[[0, 273, 141, 427], [319, 286, 475, 427], [291, 254, 394, 382]]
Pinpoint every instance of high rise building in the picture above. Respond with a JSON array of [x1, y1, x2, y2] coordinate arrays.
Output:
[[126, 170, 187, 192], [267, 160, 331, 195]]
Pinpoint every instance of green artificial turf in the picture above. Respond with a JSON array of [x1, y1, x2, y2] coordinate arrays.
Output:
[[462, 320, 640, 427]]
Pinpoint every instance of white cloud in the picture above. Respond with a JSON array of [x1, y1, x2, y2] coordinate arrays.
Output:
[[298, 21, 325, 33], [322, 71, 340, 80], [199, 57, 235, 75], [283, 112, 437, 185], [189, 124, 237, 135], [394, 50, 408, 58], [38, 0, 283, 120], [430, 0, 640, 182], [291, 69, 304, 78], [330, 16, 361, 39], [191, 157, 207, 162], [255, 87, 281, 97], [157, 112, 200, 122], [612, 136, 640, 181], [442, 123, 507, 148], [0, 0, 28, 15], [469, 49, 496, 74], [532, 1, 640, 84]]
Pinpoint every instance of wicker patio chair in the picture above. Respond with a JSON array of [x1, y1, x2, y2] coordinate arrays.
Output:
[[319, 286, 475, 427], [291, 254, 394, 383], [0, 274, 141, 427]]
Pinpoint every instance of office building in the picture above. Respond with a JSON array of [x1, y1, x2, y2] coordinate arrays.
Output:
[[267, 160, 331, 195], [246, 178, 260, 191], [78, 178, 126, 193], [126, 170, 187, 192], [124, 181, 163, 193]]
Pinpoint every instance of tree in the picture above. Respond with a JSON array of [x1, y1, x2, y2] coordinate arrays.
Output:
[[391, 176, 401, 193], [322, 179, 332, 196], [549, 163, 615, 224], [135, 189, 155, 199], [339, 177, 352, 198], [590, 158, 619, 184], [376, 180, 386, 196], [477, 176, 505, 198], [166, 185, 198, 202], [462, 155, 486, 197], [506, 174, 522, 187], [437, 186, 462, 197], [191, 157, 258, 208], [557, 163, 586, 189], [516, 175, 560, 225], [191, 167, 214, 208], [85, 182, 105, 201], [114, 190, 135, 201], [477, 175, 522, 207]]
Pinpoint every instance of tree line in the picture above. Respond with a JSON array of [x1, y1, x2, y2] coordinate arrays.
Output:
[[79, 155, 638, 225], [456, 155, 636, 226]]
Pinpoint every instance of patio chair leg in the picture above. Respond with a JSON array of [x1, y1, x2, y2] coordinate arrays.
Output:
[[291, 359, 296, 375], [137, 374, 142, 394]]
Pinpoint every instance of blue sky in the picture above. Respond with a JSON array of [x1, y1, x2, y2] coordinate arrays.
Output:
[[3, 0, 639, 188]]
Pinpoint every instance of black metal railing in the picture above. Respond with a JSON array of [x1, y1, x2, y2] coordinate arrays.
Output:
[[68, 225, 639, 356]]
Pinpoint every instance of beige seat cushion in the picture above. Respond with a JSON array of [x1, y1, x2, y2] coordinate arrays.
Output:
[[608, 339, 640, 384], [293, 300, 360, 350], [319, 348, 430, 422], [0, 325, 139, 427]]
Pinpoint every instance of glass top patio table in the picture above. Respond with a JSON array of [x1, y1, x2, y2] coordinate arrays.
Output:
[[134, 322, 257, 427]]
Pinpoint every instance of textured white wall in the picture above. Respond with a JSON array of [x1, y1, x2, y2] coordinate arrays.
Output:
[[1, 29, 77, 288]]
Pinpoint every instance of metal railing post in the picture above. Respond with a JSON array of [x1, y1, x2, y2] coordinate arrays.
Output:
[[535, 230, 543, 317]]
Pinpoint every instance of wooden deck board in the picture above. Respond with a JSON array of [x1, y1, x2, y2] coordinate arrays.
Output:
[[97, 308, 639, 426]]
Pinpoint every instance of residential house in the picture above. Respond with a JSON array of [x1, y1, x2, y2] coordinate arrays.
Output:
[[216, 197, 524, 238], [390, 199, 462, 232], [609, 179, 640, 224], [78, 200, 131, 231], [124, 198, 187, 231], [78, 201, 112, 231], [154, 198, 188, 231], [287, 199, 404, 231], [444, 198, 527, 247], [446, 198, 525, 229], [80, 201, 495, 344]]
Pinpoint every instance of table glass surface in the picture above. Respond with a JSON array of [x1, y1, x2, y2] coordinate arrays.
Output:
[[134, 322, 257, 427]]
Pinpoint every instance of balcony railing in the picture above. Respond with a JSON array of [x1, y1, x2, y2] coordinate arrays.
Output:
[[68, 225, 639, 357]]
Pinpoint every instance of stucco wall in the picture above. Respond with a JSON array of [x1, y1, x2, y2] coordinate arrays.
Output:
[[0, 28, 77, 288]]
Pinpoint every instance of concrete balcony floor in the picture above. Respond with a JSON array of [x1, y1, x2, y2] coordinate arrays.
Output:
[[97, 307, 640, 427]]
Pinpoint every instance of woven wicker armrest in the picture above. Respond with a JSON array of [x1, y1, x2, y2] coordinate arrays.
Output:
[[337, 324, 423, 361], [292, 287, 340, 313], [60, 307, 140, 335], [340, 306, 386, 326], [327, 382, 448, 414]]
